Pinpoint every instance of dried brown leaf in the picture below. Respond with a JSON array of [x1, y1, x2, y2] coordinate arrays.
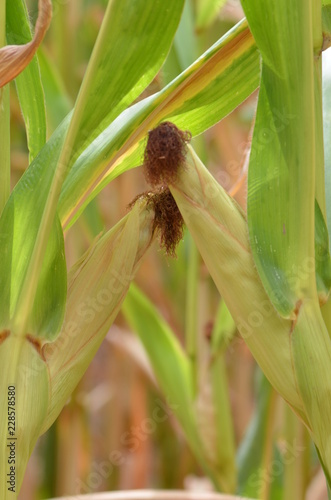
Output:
[[0, 0, 52, 87]]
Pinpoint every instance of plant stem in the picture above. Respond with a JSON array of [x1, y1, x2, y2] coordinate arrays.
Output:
[[0, 0, 10, 215], [283, 404, 310, 499], [185, 234, 199, 393], [259, 388, 277, 500], [211, 353, 237, 493]]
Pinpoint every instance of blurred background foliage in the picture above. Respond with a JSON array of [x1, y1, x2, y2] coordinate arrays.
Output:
[[12, 0, 330, 498]]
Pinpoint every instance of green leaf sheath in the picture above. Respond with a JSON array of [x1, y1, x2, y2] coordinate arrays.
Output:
[[0, 87, 10, 215], [0, 120, 67, 340], [323, 48, 331, 246], [0, 0, 9, 214], [315, 201, 331, 302], [6, 0, 46, 162], [243, 0, 321, 317]]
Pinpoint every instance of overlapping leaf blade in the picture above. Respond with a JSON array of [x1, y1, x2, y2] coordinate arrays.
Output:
[[0, 0, 187, 340], [58, 19, 260, 228], [122, 283, 194, 433], [196, 0, 228, 30], [122, 283, 225, 491], [0, 120, 67, 339], [323, 48, 331, 246], [66, 0, 186, 165], [6, 0, 46, 161], [237, 373, 283, 498], [38, 48, 72, 133], [243, 0, 319, 317]]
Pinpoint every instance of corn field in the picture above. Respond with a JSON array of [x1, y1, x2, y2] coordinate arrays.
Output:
[[1, 0, 331, 499]]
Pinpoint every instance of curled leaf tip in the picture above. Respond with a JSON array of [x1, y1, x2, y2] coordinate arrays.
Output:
[[143, 121, 191, 187], [0, 0, 52, 88], [129, 189, 184, 257]]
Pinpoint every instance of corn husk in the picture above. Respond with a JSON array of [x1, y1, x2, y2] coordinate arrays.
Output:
[[0, 198, 155, 495], [168, 146, 306, 422], [169, 145, 331, 477]]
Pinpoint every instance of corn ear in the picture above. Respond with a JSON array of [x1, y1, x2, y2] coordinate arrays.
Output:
[[168, 146, 306, 422], [0, 199, 156, 496], [41, 199, 155, 434], [169, 145, 331, 479]]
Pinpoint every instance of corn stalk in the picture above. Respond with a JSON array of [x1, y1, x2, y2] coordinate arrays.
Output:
[[1, 0, 331, 495]]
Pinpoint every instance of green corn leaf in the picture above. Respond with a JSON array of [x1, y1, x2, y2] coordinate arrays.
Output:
[[196, 0, 228, 30], [122, 283, 228, 491], [323, 5, 331, 48], [6, 0, 46, 162], [2, 18, 258, 236], [58, 18, 259, 229], [5, 0, 187, 338], [66, 0, 186, 166], [314, 58, 326, 220], [0, 0, 186, 344], [162, 0, 197, 83], [315, 201, 331, 302], [38, 48, 72, 134], [243, 0, 321, 317], [0, 86, 10, 215], [323, 48, 331, 246], [0, 198, 67, 341], [122, 283, 195, 434], [198, 343, 237, 493], [0, 119, 67, 339], [291, 301, 331, 483], [237, 372, 283, 498]]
